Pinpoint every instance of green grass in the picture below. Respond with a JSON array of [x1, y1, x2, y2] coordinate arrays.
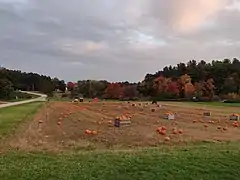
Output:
[[0, 143, 240, 180], [0, 102, 44, 138], [187, 101, 240, 107]]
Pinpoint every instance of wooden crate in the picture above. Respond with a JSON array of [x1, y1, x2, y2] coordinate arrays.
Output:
[[164, 113, 175, 120], [114, 119, 131, 127], [203, 112, 211, 117], [230, 114, 240, 121]]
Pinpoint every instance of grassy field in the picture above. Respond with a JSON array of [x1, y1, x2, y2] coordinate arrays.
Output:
[[188, 102, 240, 107], [0, 102, 44, 138], [0, 143, 240, 180], [0, 101, 240, 180]]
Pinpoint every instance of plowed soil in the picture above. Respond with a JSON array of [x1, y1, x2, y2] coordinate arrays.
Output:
[[4, 101, 240, 152]]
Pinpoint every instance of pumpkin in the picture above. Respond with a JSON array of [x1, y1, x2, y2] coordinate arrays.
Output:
[[161, 126, 167, 130], [173, 129, 178, 134], [85, 129, 92, 134], [92, 131, 98, 135], [178, 129, 183, 134], [38, 120, 43, 123], [165, 136, 170, 141], [159, 130, 166, 135], [233, 121, 239, 127], [223, 127, 228, 131]]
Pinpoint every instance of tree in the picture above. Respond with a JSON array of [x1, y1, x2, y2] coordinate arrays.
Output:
[[184, 82, 195, 98], [53, 78, 66, 92], [202, 78, 215, 99], [0, 79, 14, 99], [67, 82, 75, 91], [105, 83, 123, 99], [166, 81, 180, 97], [122, 85, 138, 99], [178, 74, 192, 98], [153, 76, 169, 94]]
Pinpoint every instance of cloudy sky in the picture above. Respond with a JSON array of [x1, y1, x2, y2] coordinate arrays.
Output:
[[0, 0, 240, 82]]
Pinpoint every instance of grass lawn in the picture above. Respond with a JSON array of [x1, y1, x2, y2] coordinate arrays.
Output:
[[187, 101, 240, 107], [0, 102, 44, 138], [0, 143, 240, 180]]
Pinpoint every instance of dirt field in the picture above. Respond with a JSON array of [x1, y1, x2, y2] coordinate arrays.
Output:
[[4, 101, 240, 152]]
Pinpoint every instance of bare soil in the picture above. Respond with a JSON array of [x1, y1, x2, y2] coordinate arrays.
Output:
[[3, 101, 240, 152]]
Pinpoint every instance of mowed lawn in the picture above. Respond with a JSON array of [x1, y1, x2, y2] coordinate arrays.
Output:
[[188, 102, 240, 107], [0, 102, 240, 180]]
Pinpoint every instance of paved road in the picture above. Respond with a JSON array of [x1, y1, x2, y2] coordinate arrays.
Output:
[[0, 91, 47, 109]]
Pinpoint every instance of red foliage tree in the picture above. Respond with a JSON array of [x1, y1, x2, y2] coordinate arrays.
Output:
[[105, 83, 123, 99], [166, 81, 180, 96], [67, 82, 75, 91]]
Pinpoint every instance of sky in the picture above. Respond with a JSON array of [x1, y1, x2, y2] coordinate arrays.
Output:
[[0, 0, 240, 82]]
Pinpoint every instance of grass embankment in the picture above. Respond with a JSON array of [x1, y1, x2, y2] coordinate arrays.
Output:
[[0, 102, 44, 138]]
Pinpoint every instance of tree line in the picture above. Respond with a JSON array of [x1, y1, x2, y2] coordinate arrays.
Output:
[[1, 58, 240, 101], [0, 67, 65, 100]]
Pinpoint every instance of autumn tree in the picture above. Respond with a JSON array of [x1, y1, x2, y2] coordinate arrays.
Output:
[[67, 82, 75, 91], [202, 78, 215, 99], [153, 76, 169, 95], [105, 83, 123, 99], [166, 80, 180, 97], [178, 74, 192, 98]]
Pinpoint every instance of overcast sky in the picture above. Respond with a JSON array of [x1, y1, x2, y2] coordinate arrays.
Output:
[[0, 0, 240, 82]]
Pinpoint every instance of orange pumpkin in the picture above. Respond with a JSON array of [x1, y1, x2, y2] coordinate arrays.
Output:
[[91, 131, 98, 135], [160, 130, 166, 135], [233, 121, 239, 127], [85, 129, 92, 134]]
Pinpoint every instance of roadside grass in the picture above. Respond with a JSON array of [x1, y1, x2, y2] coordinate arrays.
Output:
[[0, 142, 240, 180], [0, 102, 44, 138]]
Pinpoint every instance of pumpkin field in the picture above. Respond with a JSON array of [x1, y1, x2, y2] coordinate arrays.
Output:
[[4, 101, 240, 152]]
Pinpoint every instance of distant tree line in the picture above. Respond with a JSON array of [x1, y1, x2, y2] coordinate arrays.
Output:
[[65, 58, 240, 102], [0, 67, 66, 100], [1, 58, 240, 102]]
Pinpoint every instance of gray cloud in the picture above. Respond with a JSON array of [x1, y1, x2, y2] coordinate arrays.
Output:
[[0, 0, 239, 82]]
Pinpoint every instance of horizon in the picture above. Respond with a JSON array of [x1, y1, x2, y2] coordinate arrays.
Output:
[[1, 0, 240, 82]]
